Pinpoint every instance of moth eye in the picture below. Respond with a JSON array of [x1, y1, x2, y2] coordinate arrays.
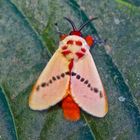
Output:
[[75, 40, 82, 46], [67, 40, 73, 45]]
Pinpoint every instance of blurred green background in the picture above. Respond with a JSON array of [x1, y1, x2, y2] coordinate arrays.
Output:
[[0, 0, 140, 140]]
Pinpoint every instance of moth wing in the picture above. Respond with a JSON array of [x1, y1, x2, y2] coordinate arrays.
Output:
[[29, 49, 70, 110], [71, 50, 108, 117]]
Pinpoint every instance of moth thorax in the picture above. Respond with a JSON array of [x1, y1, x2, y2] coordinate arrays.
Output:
[[60, 35, 88, 61]]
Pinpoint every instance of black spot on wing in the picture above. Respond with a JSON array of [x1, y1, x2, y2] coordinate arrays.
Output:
[[71, 72, 76, 76], [36, 71, 70, 91], [80, 78, 84, 82], [41, 82, 47, 87], [84, 80, 88, 84], [94, 88, 98, 93], [56, 75, 60, 79], [76, 75, 80, 79], [65, 71, 70, 75], [52, 76, 56, 81], [49, 80, 52, 84], [71, 71, 102, 98], [61, 73, 65, 77], [87, 84, 91, 88]]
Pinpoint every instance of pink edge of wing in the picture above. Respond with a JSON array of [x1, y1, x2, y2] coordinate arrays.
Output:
[[29, 49, 70, 110], [70, 51, 108, 117]]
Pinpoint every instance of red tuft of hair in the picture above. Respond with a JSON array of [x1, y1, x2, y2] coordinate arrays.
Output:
[[85, 35, 94, 47], [62, 94, 80, 121]]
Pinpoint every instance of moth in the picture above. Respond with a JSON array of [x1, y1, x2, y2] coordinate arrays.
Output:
[[29, 17, 108, 121]]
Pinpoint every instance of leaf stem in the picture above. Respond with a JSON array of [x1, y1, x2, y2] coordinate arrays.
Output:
[[82, 113, 96, 140]]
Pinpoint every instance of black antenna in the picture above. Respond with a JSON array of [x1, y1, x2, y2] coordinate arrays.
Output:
[[64, 17, 77, 31], [78, 17, 98, 31]]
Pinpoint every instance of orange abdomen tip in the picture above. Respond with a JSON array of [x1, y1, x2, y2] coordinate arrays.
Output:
[[62, 95, 80, 121]]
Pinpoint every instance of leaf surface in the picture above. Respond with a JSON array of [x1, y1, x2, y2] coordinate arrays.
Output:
[[0, 0, 140, 139]]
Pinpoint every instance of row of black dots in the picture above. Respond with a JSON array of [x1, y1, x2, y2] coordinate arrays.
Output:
[[71, 71, 103, 98], [36, 71, 103, 98], [36, 71, 71, 91]]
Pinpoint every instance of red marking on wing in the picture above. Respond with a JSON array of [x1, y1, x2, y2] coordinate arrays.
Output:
[[75, 40, 82, 46], [62, 50, 72, 56], [81, 48, 86, 52], [62, 45, 68, 50], [67, 40, 73, 45], [75, 52, 84, 59], [69, 59, 74, 71], [62, 94, 80, 121]]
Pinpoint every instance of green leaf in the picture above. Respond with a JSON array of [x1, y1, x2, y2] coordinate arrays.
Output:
[[0, 87, 17, 140], [0, 0, 140, 139]]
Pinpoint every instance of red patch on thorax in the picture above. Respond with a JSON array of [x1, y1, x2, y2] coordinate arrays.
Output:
[[75, 52, 84, 59], [81, 48, 86, 52], [62, 50, 71, 56], [62, 45, 67, 50], [67, 40, 73, 45], [75, 40, 82, 46]]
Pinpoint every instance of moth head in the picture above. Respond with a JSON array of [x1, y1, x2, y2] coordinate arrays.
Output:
[[60, 17, 97, 47]]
